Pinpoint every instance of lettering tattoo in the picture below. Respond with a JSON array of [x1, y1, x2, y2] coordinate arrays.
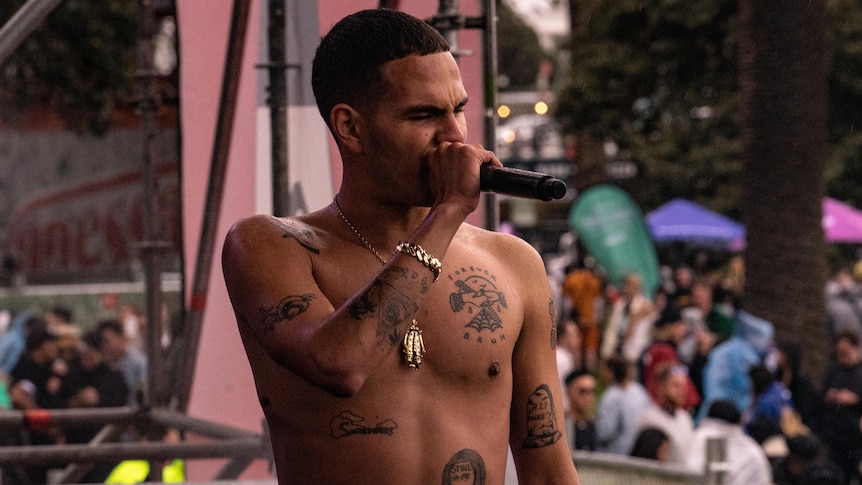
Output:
[[549, 298, 557, 349], [330, 411, 397, 438], [442, 449, 486, 485], [259, 294, 315, 334], [348, 276, 419, 346], [523, 384, 562, 448], [449, 267, 507, 345]]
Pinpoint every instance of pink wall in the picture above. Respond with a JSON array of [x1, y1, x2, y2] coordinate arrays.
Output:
[[179, 1, 485, 480]]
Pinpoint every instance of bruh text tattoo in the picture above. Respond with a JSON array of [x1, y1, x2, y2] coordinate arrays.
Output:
[[448, 267, 507, 345]]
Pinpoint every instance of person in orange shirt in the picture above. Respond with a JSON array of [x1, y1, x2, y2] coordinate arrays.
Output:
[[561, 258, 603, 372]]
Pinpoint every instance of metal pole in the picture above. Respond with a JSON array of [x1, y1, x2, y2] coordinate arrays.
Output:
[[171, 0, 252, 412], [267, 0, 290, 216], [480, 0, 499, 231], [429, 0, 499, 231], [137, 0, 167, 412], [0, 0, 63, 65]]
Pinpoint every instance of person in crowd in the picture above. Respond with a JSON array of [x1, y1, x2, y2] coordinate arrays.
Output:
[[0, 311, 39, 374], [556, 315, 582, 413], [98, 318, 147, 406], [636, 362, 694, 465], [825, 268, 862, 338], [639, 304, 700, 411], [774, 434, 845, 485], [220, 9, 580, 484], [629, 427, 671, 462], [746, 365, 796, 435], [698, 310, 774, 423], [44, 305, 81, 362], [601, 273, 655, 365], [564, 369, 597, 451], [561, 257, 603, 372], [6, 325, 65, 484], [595, 355, 651, 456], [669, 266, 695, 309], [688, 400, 772, 485], [59, 329, 129, 482], [818, 329, 862, 484], [775, 341, 819, 429]]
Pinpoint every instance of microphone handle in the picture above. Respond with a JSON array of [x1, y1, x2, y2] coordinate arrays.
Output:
[[479, 165, 567, 201]]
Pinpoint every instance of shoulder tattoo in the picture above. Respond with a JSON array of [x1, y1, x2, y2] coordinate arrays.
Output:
[[442, 449, 486, 485], [270, 218, 320, 254], [523, 384, 563, 449]]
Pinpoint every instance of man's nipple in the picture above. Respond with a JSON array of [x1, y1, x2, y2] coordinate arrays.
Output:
[[488, 361, 501, 377]]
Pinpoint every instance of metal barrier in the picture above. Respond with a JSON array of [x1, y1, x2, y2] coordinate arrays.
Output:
[[572, 450, 708, 485]]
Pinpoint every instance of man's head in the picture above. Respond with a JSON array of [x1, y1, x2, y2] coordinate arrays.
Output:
[[26, 325, 58, 364], [833, 329, 861, 366], [653, 305, 686, 344], [96, 319, 128, 361], [564, 369, 596, 418], [654, 362, 688, 410], [312, 9, 449, 127], [602, 355, 631, 384], [79, 330, 106, 371]]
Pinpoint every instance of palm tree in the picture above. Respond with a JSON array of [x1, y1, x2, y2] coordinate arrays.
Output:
[[739, 1, 830, 377]]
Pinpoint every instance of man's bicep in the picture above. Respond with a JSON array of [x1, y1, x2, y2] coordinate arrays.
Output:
[[222, 218, 335, 366]]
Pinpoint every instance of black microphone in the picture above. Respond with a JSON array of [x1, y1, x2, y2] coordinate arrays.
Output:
[[479, 164, 567, 201]]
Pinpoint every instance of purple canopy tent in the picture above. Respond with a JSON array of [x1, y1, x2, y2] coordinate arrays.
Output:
[[822, 197, 862, 243], [646, 198, 746, 249]]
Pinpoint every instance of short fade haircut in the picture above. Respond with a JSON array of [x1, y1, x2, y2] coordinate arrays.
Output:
[[311, 9, 449, 125]]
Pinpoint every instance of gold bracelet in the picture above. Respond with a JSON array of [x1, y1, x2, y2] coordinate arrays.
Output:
[[395, 241, 442, 282]]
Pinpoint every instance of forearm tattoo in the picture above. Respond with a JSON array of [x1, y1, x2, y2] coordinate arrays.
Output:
[[259, 294, 315, 334], [549, 298, 557, 349], [330, 410, 397, 438], [348, 272, 419, 346], [442, 449, 486, 485], [523, 384, 563, 448]]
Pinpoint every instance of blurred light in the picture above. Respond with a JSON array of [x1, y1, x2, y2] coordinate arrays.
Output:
[[497, 104, 511, 118], [501, 129, 516, 143], [534, 101, 549, 115]]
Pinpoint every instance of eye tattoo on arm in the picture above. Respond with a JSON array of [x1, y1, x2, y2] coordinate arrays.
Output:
[[523, 384, 563, 449], [259, 294, 315, 334]]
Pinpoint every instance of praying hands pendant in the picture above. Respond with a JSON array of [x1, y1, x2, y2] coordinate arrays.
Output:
[[402, 320, 425, 369]]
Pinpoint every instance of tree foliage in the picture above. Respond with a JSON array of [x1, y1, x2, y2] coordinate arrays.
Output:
[[0, 0, 138, 134], [496, 0, 551, 91], [555, 0, 862, 219]]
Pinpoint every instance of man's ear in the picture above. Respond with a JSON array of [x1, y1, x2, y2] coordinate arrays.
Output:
[[330, 103, 363, 154]]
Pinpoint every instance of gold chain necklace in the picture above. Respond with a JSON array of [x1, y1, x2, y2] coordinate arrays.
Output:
[[332, 195, 425, 369]]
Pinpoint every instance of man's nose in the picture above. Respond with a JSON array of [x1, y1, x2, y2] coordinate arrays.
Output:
[[434, 114, 466, 144]]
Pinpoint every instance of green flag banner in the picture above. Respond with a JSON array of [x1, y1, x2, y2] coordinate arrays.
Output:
[[569, 185, 660, 298]]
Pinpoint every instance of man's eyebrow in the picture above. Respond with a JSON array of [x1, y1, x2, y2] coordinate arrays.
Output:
[[403, 97, 470, 115]]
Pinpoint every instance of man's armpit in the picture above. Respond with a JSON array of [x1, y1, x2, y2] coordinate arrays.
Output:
[[522, 384, 563, 449]]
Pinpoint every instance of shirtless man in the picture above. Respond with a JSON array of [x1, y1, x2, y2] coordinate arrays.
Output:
[[222, 9, 580, 484]]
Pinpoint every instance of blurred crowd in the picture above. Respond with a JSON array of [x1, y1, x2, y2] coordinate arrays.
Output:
[[0, 304, 148, 484], [556, 256, 862, 485]]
